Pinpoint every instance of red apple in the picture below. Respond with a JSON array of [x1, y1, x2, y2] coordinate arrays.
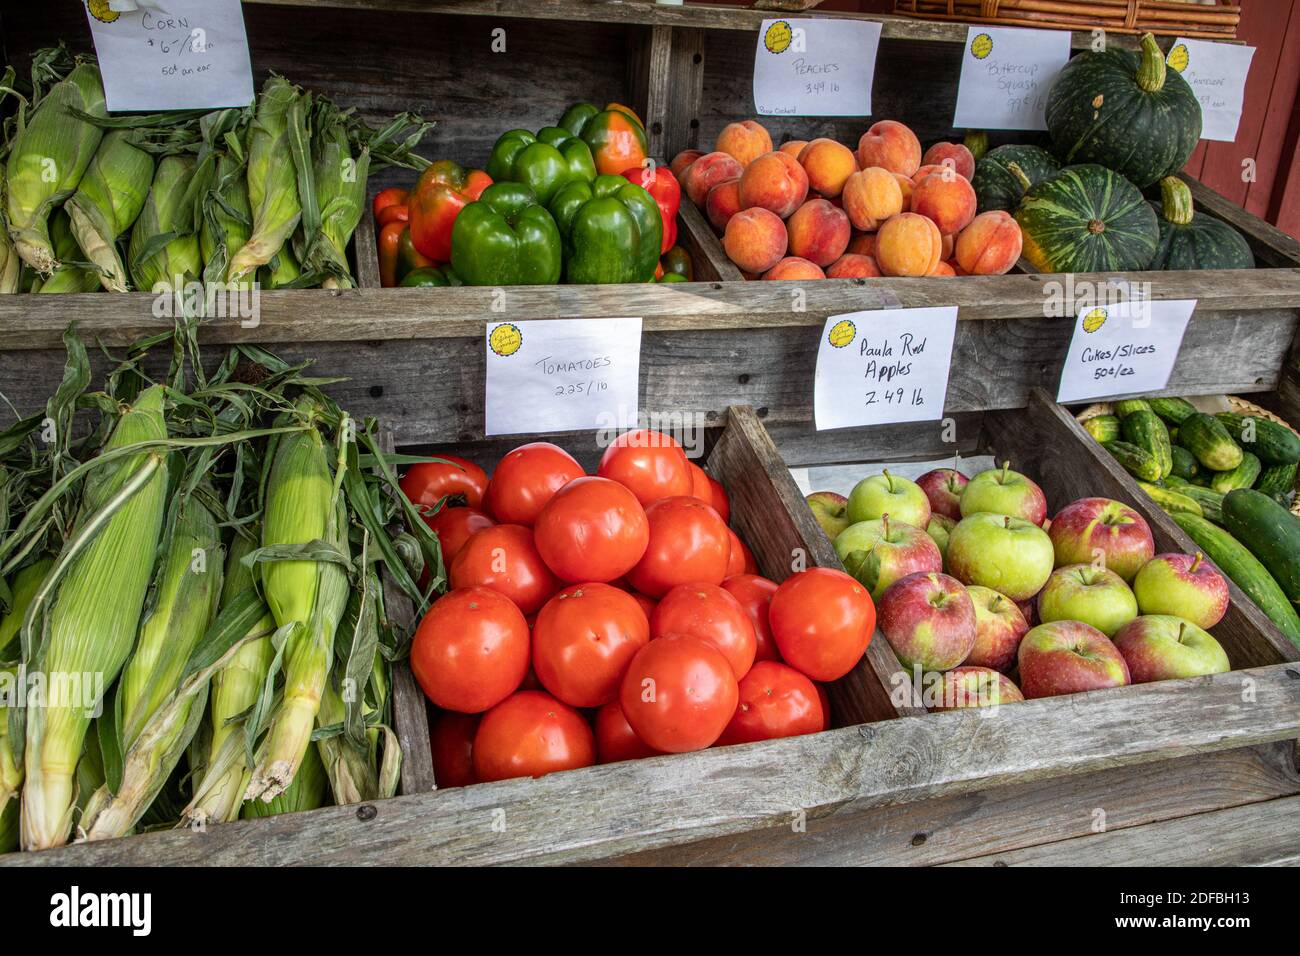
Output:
[[1112, 614, 1231, 683], [1017, 620, 1131, 699], [806, 491, 852, 540], [878, 571, 977, 672], [959, 461, 1048, 525], [1016, 596, 1039, 628], [964, 585, 1029, 672], [1132, 552, 1229, 629], [833, 515, 943, 601], [931, 666, 1025, 711], [1048, 497, 1154, 582], [916, 468, 969, 521]]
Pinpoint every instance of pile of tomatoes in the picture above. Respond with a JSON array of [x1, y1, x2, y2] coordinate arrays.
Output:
[[400, 430, 877, 787]]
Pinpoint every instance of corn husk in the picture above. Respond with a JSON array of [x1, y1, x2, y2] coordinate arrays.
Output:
[[65, 130, 155, 291], [34, 211, 99, 294], [241, 736, 326, 818], [227, 77, 305, 282], [0, 229, 20, 294], [300, 104, 369, 289], [20, 385, 169, 850], [5, 62, 107, 274], [258, 243, 302, 289], [128, 155, 201, 294], [0, 558, 53, 656], [199, 152, 252, 286], [0, 665, 20, 853]]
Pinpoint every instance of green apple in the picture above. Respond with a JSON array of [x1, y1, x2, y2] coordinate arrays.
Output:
[[833, 516, 942, 601], [926, 514, 956, 566], [1132, 552, 1229, 630], [946, 513, 1054, 601], [846, 470, 932, 528], [806, 491, 852, 540], [959, 461, 1048, 525], [1112, 614, 1231, 682], [1037, 564, 1138, 637]]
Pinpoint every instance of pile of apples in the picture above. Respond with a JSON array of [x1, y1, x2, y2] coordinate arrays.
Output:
[[672, 118, 1022, 280], [807, 464, 1233, 709]]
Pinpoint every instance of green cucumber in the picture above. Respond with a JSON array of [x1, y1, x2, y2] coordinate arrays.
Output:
[[1221, 489, 1300, 606], [1122, 409, 1173, 478], [1179, 484, 1225, 524], [1211, 452, 1261, 494], [1172, 512, 1300, 648], [1179, 413, 1243, 472], [1139, 481, 1202, 517], [1083, 414, 1121, 444], [1148, 397, 1198, 425], [1165, 475, 1190, 487], [1170, 445, 1199, 481], [1256, 461, 1297, 500], [1103, 440, 1162, 482], [1214, 413, 1300, 465], [1114, 399, 1152, 419]]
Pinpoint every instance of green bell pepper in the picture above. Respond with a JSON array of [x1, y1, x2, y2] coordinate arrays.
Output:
[[485, 127, 597, 206], [399, 265, 463, 287], [558, 102, 601, 138], [451, 183, 563, 286], [548, 174, 663, 284]]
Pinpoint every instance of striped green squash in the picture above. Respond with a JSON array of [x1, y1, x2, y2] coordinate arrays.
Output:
[[1014, 164, 1159, 273], [972, 144, 1060, 213], [1148, 176, 1254, 271]]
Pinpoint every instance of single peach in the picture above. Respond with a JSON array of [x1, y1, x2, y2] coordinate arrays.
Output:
[[671, 149, 704, 179], [911, 171, 977, 236], [826, 253, 881, 279], [847, 232, 876, 257], [797, 138, 858, 199], [921, 142, 975, 181], [786, 198, 851, 267], [955, 210, 1024, 275], [894, 173, 914, 212], [681, 151, 745, 208], [841, 167, 903, 232], [941, 233, 955, 261], [856, 120, 921, 177], [705, 178, 743, 234], [763, 256, 826, 281], [779, 139, 809, 158], [724, 207, 789, 274], [875, 213, 943, 277], [911, 163, 949, 186], [930, 260, 956, 277], [715, 120, 774, 167], [738, 150, 809, 219]]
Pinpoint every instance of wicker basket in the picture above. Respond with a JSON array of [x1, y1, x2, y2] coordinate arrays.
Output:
[[893, 0, 1241, 40], [1076, 396, 1300, 518]]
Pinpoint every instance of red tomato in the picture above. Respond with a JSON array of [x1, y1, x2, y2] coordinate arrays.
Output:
[[376, 203, 410, 228], [687, 461, 712, 504], [619, 635, 739, 753], [532, 582, 650, 707], [484, 442, 585, 526], [626, 496, 730, 598], [400, 455, 489, 511], [816, 682, 832, 730], [449, 524, 559, 616], [629, 591, 657, 620], [597, 429, 692, 506], [430, 712, 480, 788], [705, 474, 730, 524], [425, 506, 494, 565], [534, 476, 649, 583], [768, 568, 875, 682], [651, 584, 756, 679], [372, 186, 409, 219], [472, 690, 596, 782], [725, 529, 746, 578], [411, 587, 530, 713], [595, 700, 662, 764], [722, 574, 781, 663], [717, 661, 824, 746]]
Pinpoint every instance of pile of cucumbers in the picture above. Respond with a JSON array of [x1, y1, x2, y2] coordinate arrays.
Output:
[[1085, 397, 1300, 648]]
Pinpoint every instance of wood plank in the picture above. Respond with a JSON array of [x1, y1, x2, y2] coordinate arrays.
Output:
[[983, 390, 1299, 667], [9, 661, 1299, 866], [767, 413, 985, 468], [353, 200, 382, 290], [947, 792, 1300, 866], [677, 201, 745, 281], [603, 740, 1300, 865], [628, 25, 675, 160], [663, 28, 707, 158]]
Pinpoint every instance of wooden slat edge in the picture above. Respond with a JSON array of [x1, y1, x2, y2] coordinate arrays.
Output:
[[677, 200, 745, 282], [353, 198, 382, 290]]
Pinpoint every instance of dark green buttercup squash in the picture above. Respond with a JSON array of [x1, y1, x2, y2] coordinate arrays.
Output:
[[1148, 176, 1254, 270], [1014, 163, 1159, 273], [1045, 33, 1201, 188], [972, 144, 1061, 213]]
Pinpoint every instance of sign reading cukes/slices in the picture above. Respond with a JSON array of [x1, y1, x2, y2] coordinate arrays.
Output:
[[952, 26, 1070, 131], [814, 307, 959, 431], [1166, 38, 1255, 143], [485, 318, 643, 437], [1056, 299, 1197, 404], [752, 18, 881, 117], [83, 0, 254, 111]]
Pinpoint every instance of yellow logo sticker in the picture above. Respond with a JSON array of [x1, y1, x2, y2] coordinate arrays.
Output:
[[1166, 43, 1190, 73], [828, 319, 857, 349], [970, 33, 993, 60], [765, 20, 793, 55], [1082, 308, 1108, 333], [489, 323, 523, 357], [87, 0, 119, 22]]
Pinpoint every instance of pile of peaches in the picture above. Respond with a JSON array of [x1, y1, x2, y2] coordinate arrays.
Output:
[[671, 118, 1021, 281]]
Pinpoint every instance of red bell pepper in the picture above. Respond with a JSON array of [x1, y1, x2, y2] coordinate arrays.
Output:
[[378, 220, 406, 288], [620, 164, 681, 254], [373, 187, 408, 220], [408, 160, 493, 262]]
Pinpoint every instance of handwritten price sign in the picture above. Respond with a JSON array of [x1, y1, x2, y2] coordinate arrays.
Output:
[[752, 18, 880, 117], [953, 26, 1070, 131], [1056, 299, 1196, 404]]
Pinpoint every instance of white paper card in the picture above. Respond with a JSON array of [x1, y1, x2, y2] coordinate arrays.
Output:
[[753, 18, 881, 117], [84, 0, 254, 112], [485, 318, 642, 437], [1167, 38, 1255, 142], [814, 307, 959, 431], [952, 26, 1070, 131], [1056, 299, 1197, 404]]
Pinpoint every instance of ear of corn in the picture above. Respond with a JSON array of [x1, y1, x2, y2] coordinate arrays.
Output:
[[65, 130, 155, 291], [34, 210, 99, 294], [1, 665, 20, 853], [227, 77, 305, 282], [199, 151, 252, 286], [5, 62, 107, 274], [128, 155, 202, 294], [241, 737, 327, 818], [0, 558, 52, 655], [302, 105, 369, 290], [20, 384, 169, 851], [258, 242, 302, 289], [0, 229, 21, 294]]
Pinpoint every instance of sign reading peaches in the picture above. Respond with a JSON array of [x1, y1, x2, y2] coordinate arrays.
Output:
[[753, 18, 881, 117], [814, 306, 959, 431], [952, 26, 1070, 131], [1056, 299, 1197, 404]]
